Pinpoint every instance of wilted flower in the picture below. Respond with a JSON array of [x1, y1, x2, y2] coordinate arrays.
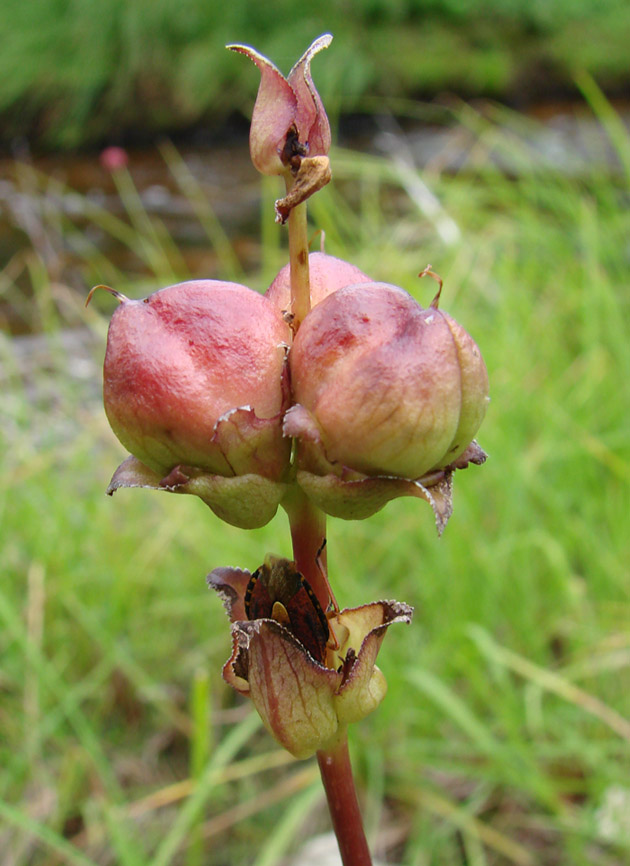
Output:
[[284, 276, 489, 531], [209, 558, 412, 759], [229, 36, 333, 222], [94, 280, 292, 528], [228, 35, 332, 177]]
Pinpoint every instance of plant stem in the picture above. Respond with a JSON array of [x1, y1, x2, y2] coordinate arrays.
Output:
[[282, 486, 328, 610], [283, 162, 372, 866], [317, 735, 374, 866], [286, 194, 310, 329], [282, 488, 372, 865], [283, 171, 324, 602]]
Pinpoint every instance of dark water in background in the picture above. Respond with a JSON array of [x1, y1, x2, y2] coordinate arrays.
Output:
[[0, 140, 259, 292], [1, 102, 628, 336]]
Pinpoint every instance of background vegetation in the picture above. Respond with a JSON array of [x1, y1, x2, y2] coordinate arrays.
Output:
[[2, 0, 630, 858], [1, 0, 630, 148], [2, 76, 630, 862]]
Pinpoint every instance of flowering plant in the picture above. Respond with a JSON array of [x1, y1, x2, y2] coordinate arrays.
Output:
[[92, 34, 488, 866]]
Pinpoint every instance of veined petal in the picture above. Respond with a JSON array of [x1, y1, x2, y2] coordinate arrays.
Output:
[[236, 619, 340, 759]]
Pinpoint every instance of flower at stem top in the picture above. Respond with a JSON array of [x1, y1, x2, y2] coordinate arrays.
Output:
[[228, 34, 332, 177]]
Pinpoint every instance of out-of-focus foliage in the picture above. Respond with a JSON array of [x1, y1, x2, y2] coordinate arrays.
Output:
[[1, 0, 629, 148], [2, 88, 630, 861]]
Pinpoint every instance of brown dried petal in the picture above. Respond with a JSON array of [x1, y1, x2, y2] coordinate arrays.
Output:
[[274, 156, 332, 224], [207, 566, 252, 623], [448, 440, 488, 470]]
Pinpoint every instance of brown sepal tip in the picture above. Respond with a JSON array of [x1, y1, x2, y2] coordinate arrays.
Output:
[[85, 284, 128, 308], [419, 265, 443, 309]]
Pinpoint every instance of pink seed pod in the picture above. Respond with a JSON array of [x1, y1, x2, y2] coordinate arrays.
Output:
[[265, 252, 371, 314], [286, 280, 489, 482], [100, 280, 292, 481]]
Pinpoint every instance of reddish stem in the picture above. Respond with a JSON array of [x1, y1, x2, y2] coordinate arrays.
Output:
[[283, 489, 372, 865], [317, 736, 374, 866], [282, 487, 328, 610], [282, 159, 372, 866]]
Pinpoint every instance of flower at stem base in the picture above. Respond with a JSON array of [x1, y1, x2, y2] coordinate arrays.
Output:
[[208, 560, 413, 759]]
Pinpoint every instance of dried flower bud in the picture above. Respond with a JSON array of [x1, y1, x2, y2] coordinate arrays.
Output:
[[265, 252, 371, 314], [99, 280, 292, 527], [284, 281, 489, 529], [228, 35, 332, 177]]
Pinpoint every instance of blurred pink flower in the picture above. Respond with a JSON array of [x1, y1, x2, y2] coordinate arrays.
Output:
[[99, 146, 129, 172]]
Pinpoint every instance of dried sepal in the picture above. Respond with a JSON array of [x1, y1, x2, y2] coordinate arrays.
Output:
[[274, 156, 332, 223], [294, 467, 454, 535], [107, 456, 288, 529]]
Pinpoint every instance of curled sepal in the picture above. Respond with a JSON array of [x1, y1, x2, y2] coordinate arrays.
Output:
[[295, 467, 454, 535], [207, 566, 252, 623], [331, 600, 412, 724], [208, 566, 412, 759], [107, 456, 287, 529], [284, 403, 487, 534], [287, 34, 332, 159], [228, 35, 332, 176]]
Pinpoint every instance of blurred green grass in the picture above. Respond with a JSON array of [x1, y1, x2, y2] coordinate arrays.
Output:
[[1, 89, 630, 863], [2, 0, 630, 148]]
